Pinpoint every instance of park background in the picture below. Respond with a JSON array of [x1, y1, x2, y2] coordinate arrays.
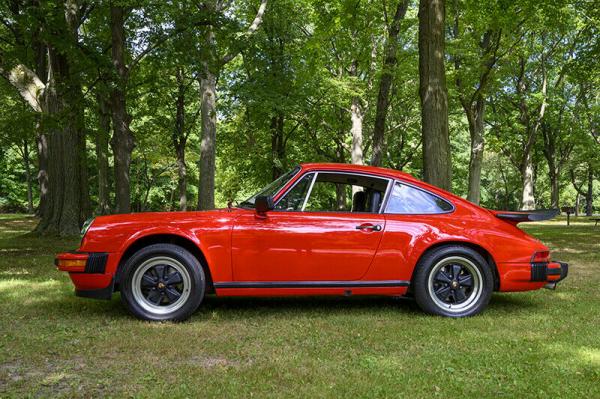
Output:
[[0, 0, 597, 235], [0, 1, 599, 397]]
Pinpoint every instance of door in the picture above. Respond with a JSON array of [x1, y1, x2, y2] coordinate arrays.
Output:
[[231, 171, 390, 281]]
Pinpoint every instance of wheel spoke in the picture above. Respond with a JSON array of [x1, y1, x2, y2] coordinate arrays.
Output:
[[458, 274, 473, 287], [454, 287, 467, 302], [153, 265, 165, 280], [452, 264, 462, 279], [434, 270, 452, 284], [141, 274, 157, 287], [165, 287, 182, 302], [435, 285, 452, 301], [164, 272, 183, 285], [147, 289, 162, 305]]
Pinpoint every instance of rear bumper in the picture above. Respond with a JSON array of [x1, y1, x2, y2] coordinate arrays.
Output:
[[55, 251, 115, 300], [531, 261, 569, 284], [497, 260, 569, 292]]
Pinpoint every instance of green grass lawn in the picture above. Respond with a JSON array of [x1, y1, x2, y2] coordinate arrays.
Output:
[[0, 214, 598, 398]]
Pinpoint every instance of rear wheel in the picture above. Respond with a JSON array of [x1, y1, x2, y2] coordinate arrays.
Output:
[[413, 246, 493, 317], [120, 244, 205, 321]]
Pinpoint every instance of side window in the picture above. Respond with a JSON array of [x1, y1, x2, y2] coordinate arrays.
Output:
[[274, 173, 314, 211], [304, 172, 388, 213], [274, 172, 390, 213], [385, 182, 453, 214], [304, 181, 350, 212]]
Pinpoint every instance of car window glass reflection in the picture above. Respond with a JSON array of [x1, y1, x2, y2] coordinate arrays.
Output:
[[385, 183, 453, 214], [274, 173, 314, 211]]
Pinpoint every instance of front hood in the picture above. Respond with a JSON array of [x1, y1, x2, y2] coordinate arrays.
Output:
[[80, 208, 241, 253], [91, 208, 236, 227]]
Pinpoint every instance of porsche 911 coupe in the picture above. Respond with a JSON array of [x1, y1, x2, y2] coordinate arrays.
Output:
[[56, 163, 568, 320]]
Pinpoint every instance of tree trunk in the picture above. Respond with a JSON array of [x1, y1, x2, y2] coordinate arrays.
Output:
[[194, 0, 267, 210], [198, 59, 217, 210], [176, 148, 187, 211], [350, 98, 364, 166], [3, 2, 83, 234], [22, 139, 34, 214], [75, 90, 90, 224], [96, 96, 111, 214], [34, 1, 83, 235], [542, 123, 559, 208], [33, 31, 48, 220], [586, 166, 594, 216], [110, 6, 135, 214], [271, 112, 285, 179], [348, 58, 364, 166], [371, 0, 409, 167], [574, 193, 580, 216], [173, 68, 188, 211], [466, 99, 485, 204], [36, 130, 49, 218], [520, 152, 535, 210], [549, 167, 559, 209], [41, 49, 81, 235], [418, 0, 451, 191]]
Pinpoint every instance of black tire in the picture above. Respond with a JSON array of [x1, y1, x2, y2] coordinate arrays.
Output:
[[413, 245, 493, 318], [120, 243, 205, 321]]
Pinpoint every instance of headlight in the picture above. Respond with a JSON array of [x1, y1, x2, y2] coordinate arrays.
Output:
[[81, 217, 95, 237]]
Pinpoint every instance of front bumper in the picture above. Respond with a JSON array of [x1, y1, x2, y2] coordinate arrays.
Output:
[[531, 261, 569, 285], [55, 251, 114, 300]]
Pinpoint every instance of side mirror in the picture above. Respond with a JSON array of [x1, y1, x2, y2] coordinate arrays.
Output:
[[255, 195, 274, 216]]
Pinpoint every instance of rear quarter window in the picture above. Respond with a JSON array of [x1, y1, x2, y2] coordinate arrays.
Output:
[[385, 182, 453, 214]]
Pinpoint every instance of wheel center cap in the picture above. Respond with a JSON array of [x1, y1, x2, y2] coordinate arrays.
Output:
[[451, 280, 459, 289], [157, 282, 166, 289]]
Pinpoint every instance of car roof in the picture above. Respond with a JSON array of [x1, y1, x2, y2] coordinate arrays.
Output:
[[299, 163, 419, 182], [298, 162, 472, 209]]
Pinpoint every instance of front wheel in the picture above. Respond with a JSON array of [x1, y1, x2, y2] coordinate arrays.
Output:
[[413, 246, 493, 317], [120, 244, 205, 321]]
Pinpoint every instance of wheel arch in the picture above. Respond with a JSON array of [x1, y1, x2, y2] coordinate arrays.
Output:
[[411, 241, 500, 291], [114, 233, 214, 293]]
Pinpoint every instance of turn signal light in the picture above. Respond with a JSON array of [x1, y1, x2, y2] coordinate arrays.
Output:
[[57, 259, 87, 268], [55, 257, 88, 272], [531, 251, 550, 263]]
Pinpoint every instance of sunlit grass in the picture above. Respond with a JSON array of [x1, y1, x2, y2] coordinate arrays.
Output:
[[0, 214, 598, 398]]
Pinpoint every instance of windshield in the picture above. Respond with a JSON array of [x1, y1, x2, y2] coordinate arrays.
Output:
[[238, 166, 301, 208]]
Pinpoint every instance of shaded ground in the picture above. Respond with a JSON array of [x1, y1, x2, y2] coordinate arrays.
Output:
[[0, 214, 598, 398]]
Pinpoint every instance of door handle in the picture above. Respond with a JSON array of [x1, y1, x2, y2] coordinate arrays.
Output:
[[355, 223, 382, 232]]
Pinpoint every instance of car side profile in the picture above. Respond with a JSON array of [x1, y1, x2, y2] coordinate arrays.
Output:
[[55, 163, 568, 321]]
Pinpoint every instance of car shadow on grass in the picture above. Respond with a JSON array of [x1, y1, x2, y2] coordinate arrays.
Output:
[[10, 288, 542, 322], [72, 292, 543, 321], [201, 294, 420, 314]]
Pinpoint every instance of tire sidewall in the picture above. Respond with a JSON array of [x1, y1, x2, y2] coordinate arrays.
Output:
[[414, 246, 493, 317], [120, 244, 205, 321]]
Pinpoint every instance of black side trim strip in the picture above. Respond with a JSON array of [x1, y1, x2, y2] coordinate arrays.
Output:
[[214, 280, 410, 289]]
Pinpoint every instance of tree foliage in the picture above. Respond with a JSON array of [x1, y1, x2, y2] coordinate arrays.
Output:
[[0, 0, 597, 232]]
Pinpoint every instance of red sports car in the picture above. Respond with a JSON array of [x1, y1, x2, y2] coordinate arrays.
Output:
[[56, 163, 568, 321]]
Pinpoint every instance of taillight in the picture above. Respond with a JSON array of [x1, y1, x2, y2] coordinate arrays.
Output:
[[531, 250, 550, 263]]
